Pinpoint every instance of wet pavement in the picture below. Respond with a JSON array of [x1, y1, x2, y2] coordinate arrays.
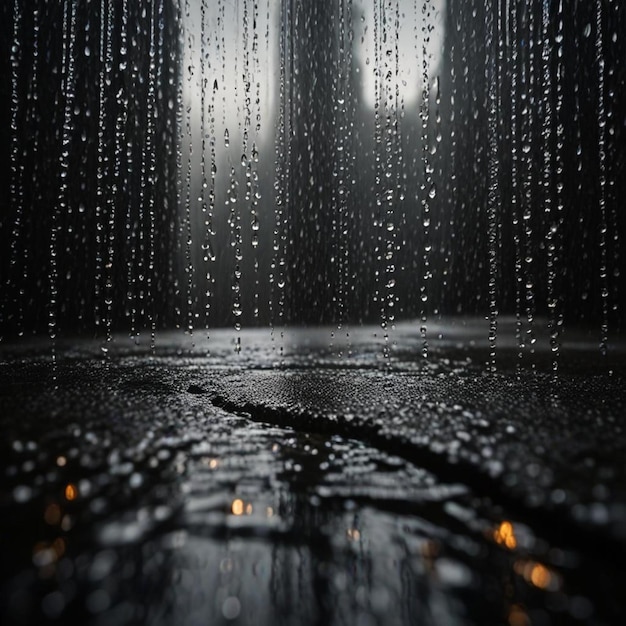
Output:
[[1, 321, 625, 625]]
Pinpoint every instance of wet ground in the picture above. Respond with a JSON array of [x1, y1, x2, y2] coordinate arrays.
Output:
[[1, 320, 625, 626]]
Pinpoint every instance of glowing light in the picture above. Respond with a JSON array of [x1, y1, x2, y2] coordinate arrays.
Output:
[[355, 0, 447, 109], [44, 503, 62, 525], [209, 458, 218, 469], [508, 604, 530, 626], [33, 538, 65, 569], [56, 456, 67, 467], [346, 528, 361, 541], [182, 2, 276, 144], [231, 499, 244, 516], [530, 563, 551, 589], [53, 537, 66, 558], [32, 542, 57, 568], [245, 503, 253, 515], [64, 484, 78, 501], [493, 520, 517, 549], [514, 559, 560, 592]]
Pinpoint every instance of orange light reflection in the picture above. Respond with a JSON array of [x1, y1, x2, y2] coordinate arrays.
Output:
[[64, 484, 78, 501], [508, 604, 530, 626], [530, 563, 551, 589], [514, 559, 560, 591], [44, 503, 62, 525], [493, 520, 517, 550]]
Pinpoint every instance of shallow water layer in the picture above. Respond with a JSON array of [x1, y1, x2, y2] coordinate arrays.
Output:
[[1, 323, 625, 625]]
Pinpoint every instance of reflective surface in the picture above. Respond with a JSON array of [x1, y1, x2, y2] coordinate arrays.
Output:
[[1, 324, 625, 625]]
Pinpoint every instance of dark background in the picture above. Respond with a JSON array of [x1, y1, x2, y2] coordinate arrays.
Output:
[[0, 0, 624, 338]]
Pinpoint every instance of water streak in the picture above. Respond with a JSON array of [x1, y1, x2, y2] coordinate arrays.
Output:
[[508, 0, 523, 365], [552, 0, 565, 369], [7, 0, 23, 335], [103, 0, 116, 349], [596, 0, 608, 355], [486, 1, 500, 372], [55, 0, 78, 355], [521, 2, 536, 362], [419, 0, 433, 359], [1, 0, 623, 371], [540, 0, 554, 367]]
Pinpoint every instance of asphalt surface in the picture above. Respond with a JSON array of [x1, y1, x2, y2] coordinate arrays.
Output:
[[1, 322, 625, 625]]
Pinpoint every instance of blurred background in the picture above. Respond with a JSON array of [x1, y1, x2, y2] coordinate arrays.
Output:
[[0, 0, 624, 341]]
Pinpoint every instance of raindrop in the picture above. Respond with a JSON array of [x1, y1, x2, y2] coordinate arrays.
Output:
[[1, 0, 622, 375], [596, 0, 609, 355], [508, 0, 523, 362], [418, 0, 434, 359], [486, 0, 501, 371], [51, 0, 78, 357], [541, 0, 556, 367]]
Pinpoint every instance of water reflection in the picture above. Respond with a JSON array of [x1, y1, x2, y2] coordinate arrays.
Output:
[[493, 519, 517, 550], [1, 349, 626, 625], [147, 401, 616, 625], [0, 398, 482, 624]]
